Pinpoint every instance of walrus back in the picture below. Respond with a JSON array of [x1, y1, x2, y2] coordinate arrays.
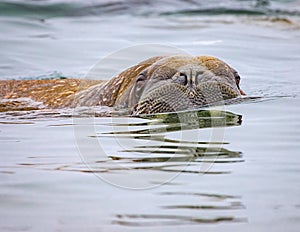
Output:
[[0, 79, 103, 109]]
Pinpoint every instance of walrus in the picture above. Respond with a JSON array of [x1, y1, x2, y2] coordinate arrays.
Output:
[[0, 55, 245, 115]]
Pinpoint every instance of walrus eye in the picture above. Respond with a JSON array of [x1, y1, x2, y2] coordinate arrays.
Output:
[[136, 74, 147, 89], [234, 72, 241, 87]]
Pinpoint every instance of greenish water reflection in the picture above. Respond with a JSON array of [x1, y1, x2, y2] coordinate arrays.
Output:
[[101, 110, 243, 172], [97, 109, 245, 225]]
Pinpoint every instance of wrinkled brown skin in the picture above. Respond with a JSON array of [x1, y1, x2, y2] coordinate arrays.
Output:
[[0, 55, 245, 114], [0, 79, 102, 109]]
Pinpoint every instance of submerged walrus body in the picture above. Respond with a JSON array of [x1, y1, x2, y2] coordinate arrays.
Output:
[[0, 55, 245, 115]]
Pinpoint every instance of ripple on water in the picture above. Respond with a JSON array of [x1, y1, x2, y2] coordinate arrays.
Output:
[[113, 192, 246, 226]]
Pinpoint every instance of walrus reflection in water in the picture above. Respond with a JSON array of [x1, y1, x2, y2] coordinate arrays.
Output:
[[0, 55, 245, 115]]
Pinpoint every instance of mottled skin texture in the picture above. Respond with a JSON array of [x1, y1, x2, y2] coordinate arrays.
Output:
[[0, 55, 245, 114], [0, 79, 102, 109]]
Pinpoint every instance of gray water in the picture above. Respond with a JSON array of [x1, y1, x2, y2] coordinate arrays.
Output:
[[1, 0, 300, 231]]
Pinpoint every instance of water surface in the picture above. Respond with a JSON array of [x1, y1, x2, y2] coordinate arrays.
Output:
[[1, 0, 300, 231]]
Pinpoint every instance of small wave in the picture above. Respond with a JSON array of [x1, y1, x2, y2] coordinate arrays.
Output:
[[19, 71, 67, 80], [0, 0, 299, 18], [0, 0, 136, 18]]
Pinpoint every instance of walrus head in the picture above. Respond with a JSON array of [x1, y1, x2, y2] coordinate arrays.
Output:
[[121, 55, 245, 115]]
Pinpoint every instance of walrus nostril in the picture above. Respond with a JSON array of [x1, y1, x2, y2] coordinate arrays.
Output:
[[172, 72, 188, 86], [179, 72, 188, 86]]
